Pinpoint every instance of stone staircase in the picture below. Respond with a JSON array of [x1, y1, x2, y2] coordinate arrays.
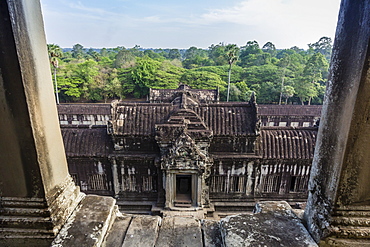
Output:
[[0, 197, 55, 246], [321, 206, 370, 246]]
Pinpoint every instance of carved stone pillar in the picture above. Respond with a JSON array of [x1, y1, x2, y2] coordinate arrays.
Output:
[[304, 1, 370, 245], [164, 172, 172, 208], [111, 158, 120, 197], [0, 1, 82, 246]]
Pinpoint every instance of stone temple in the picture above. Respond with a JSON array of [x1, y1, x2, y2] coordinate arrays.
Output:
[[58, 85, 319, 216], [2, 0, 370, 246]]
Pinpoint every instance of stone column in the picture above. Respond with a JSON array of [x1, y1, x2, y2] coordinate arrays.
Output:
[[164, 172, 174, 208], [304, 0, 370, 244], [111, 158, 120, 197], [0, 1, 82, 246], [195, 174, 201, 207]]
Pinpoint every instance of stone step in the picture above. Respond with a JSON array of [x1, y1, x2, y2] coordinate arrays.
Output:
[[0, 215, 54, 230], [335, 210, 370, 217], [0, 197, 47, 209], [162, 209, 206, 219], [51, 195, 116, 247], [332, 216, 370, 227], [174, 203, 192, 208], [0, 207, 50, 217], [0, 228, 55, 238], [330, 226, 370, 239], [322, 237, 370, 246]]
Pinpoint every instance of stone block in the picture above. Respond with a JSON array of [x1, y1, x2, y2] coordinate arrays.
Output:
[[51, 195, 116, 247], [220, 201, 317, 246], [201, 219, 223, 247], [122, 215, 161, 247]]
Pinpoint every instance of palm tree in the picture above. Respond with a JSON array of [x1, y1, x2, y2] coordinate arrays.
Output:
[[47, 44, 63, 104], [225, 44, 239, 102]]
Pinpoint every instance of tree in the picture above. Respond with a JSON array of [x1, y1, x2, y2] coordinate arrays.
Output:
[[308, 37, 333, 61], [143, 50, 164, 60], [56, 63, 84, 101], [129, 45, 144, 57], [114, 49, 136, 68], [238, 41, 270, 67], [194, 65, 244, 84], [167, 49, 181, 60], [294, 77, 319, 105], [208, 43, 227, 66], [262, 42, 277, 56], [180, 70, 226, 91], [224, 44, 240, 102], [87, 48, 101, 61], [47, 44, 63, 104], [281, 85, 295, 104], [183, 46, 210, 69], [121, 57, 184, 98], [71, 43, 85, 59], [233, 81, 253, 101], [300, 53, 329, 104]]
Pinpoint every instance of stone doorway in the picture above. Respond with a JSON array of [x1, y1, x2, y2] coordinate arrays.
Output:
[[175, 175, 192, 207]]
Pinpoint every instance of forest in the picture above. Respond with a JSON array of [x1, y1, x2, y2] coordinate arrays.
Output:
[[48, 37, 332, 105]]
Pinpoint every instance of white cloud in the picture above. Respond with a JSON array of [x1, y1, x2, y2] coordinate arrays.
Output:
[[41, 0, 340, 49], [200, 0, 340, 48]]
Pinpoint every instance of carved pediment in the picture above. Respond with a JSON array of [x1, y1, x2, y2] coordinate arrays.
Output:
[[159, 132, 212, 171]]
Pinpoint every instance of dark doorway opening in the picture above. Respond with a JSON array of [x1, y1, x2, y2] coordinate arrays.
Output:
[[175, 175, 192, 207]]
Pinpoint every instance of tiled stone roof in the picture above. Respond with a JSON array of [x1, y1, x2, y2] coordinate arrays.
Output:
[[58, 103, 110, 115], [61, 127, 112, 157], [259, 127, 317, 159], [111, 102, 257, 136]]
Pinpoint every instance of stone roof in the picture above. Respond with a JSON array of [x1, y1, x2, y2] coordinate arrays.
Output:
[[259, 127, 317, 159], [58, 103, 111, 115], [258, 105, 322, 116], [111, 102, 257, 137], [61, 125, 317, 160], [61, 127, 112, 157]]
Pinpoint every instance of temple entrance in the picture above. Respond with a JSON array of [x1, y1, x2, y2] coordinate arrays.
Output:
[[175, 175, 192, 207]]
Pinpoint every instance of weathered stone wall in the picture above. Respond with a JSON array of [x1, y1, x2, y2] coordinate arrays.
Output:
[[0, 1, 82, 245]]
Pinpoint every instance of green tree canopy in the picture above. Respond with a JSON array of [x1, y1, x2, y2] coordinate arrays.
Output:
[[180, 70, 226, 91]]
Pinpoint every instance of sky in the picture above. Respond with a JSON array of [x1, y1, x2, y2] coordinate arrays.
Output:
[[40, 0, 341, 50]]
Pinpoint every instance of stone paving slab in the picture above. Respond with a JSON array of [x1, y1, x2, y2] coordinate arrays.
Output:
[[155, 216, 202, 247], [122, 215, 161, 247], [102, 215, 132, 247]]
